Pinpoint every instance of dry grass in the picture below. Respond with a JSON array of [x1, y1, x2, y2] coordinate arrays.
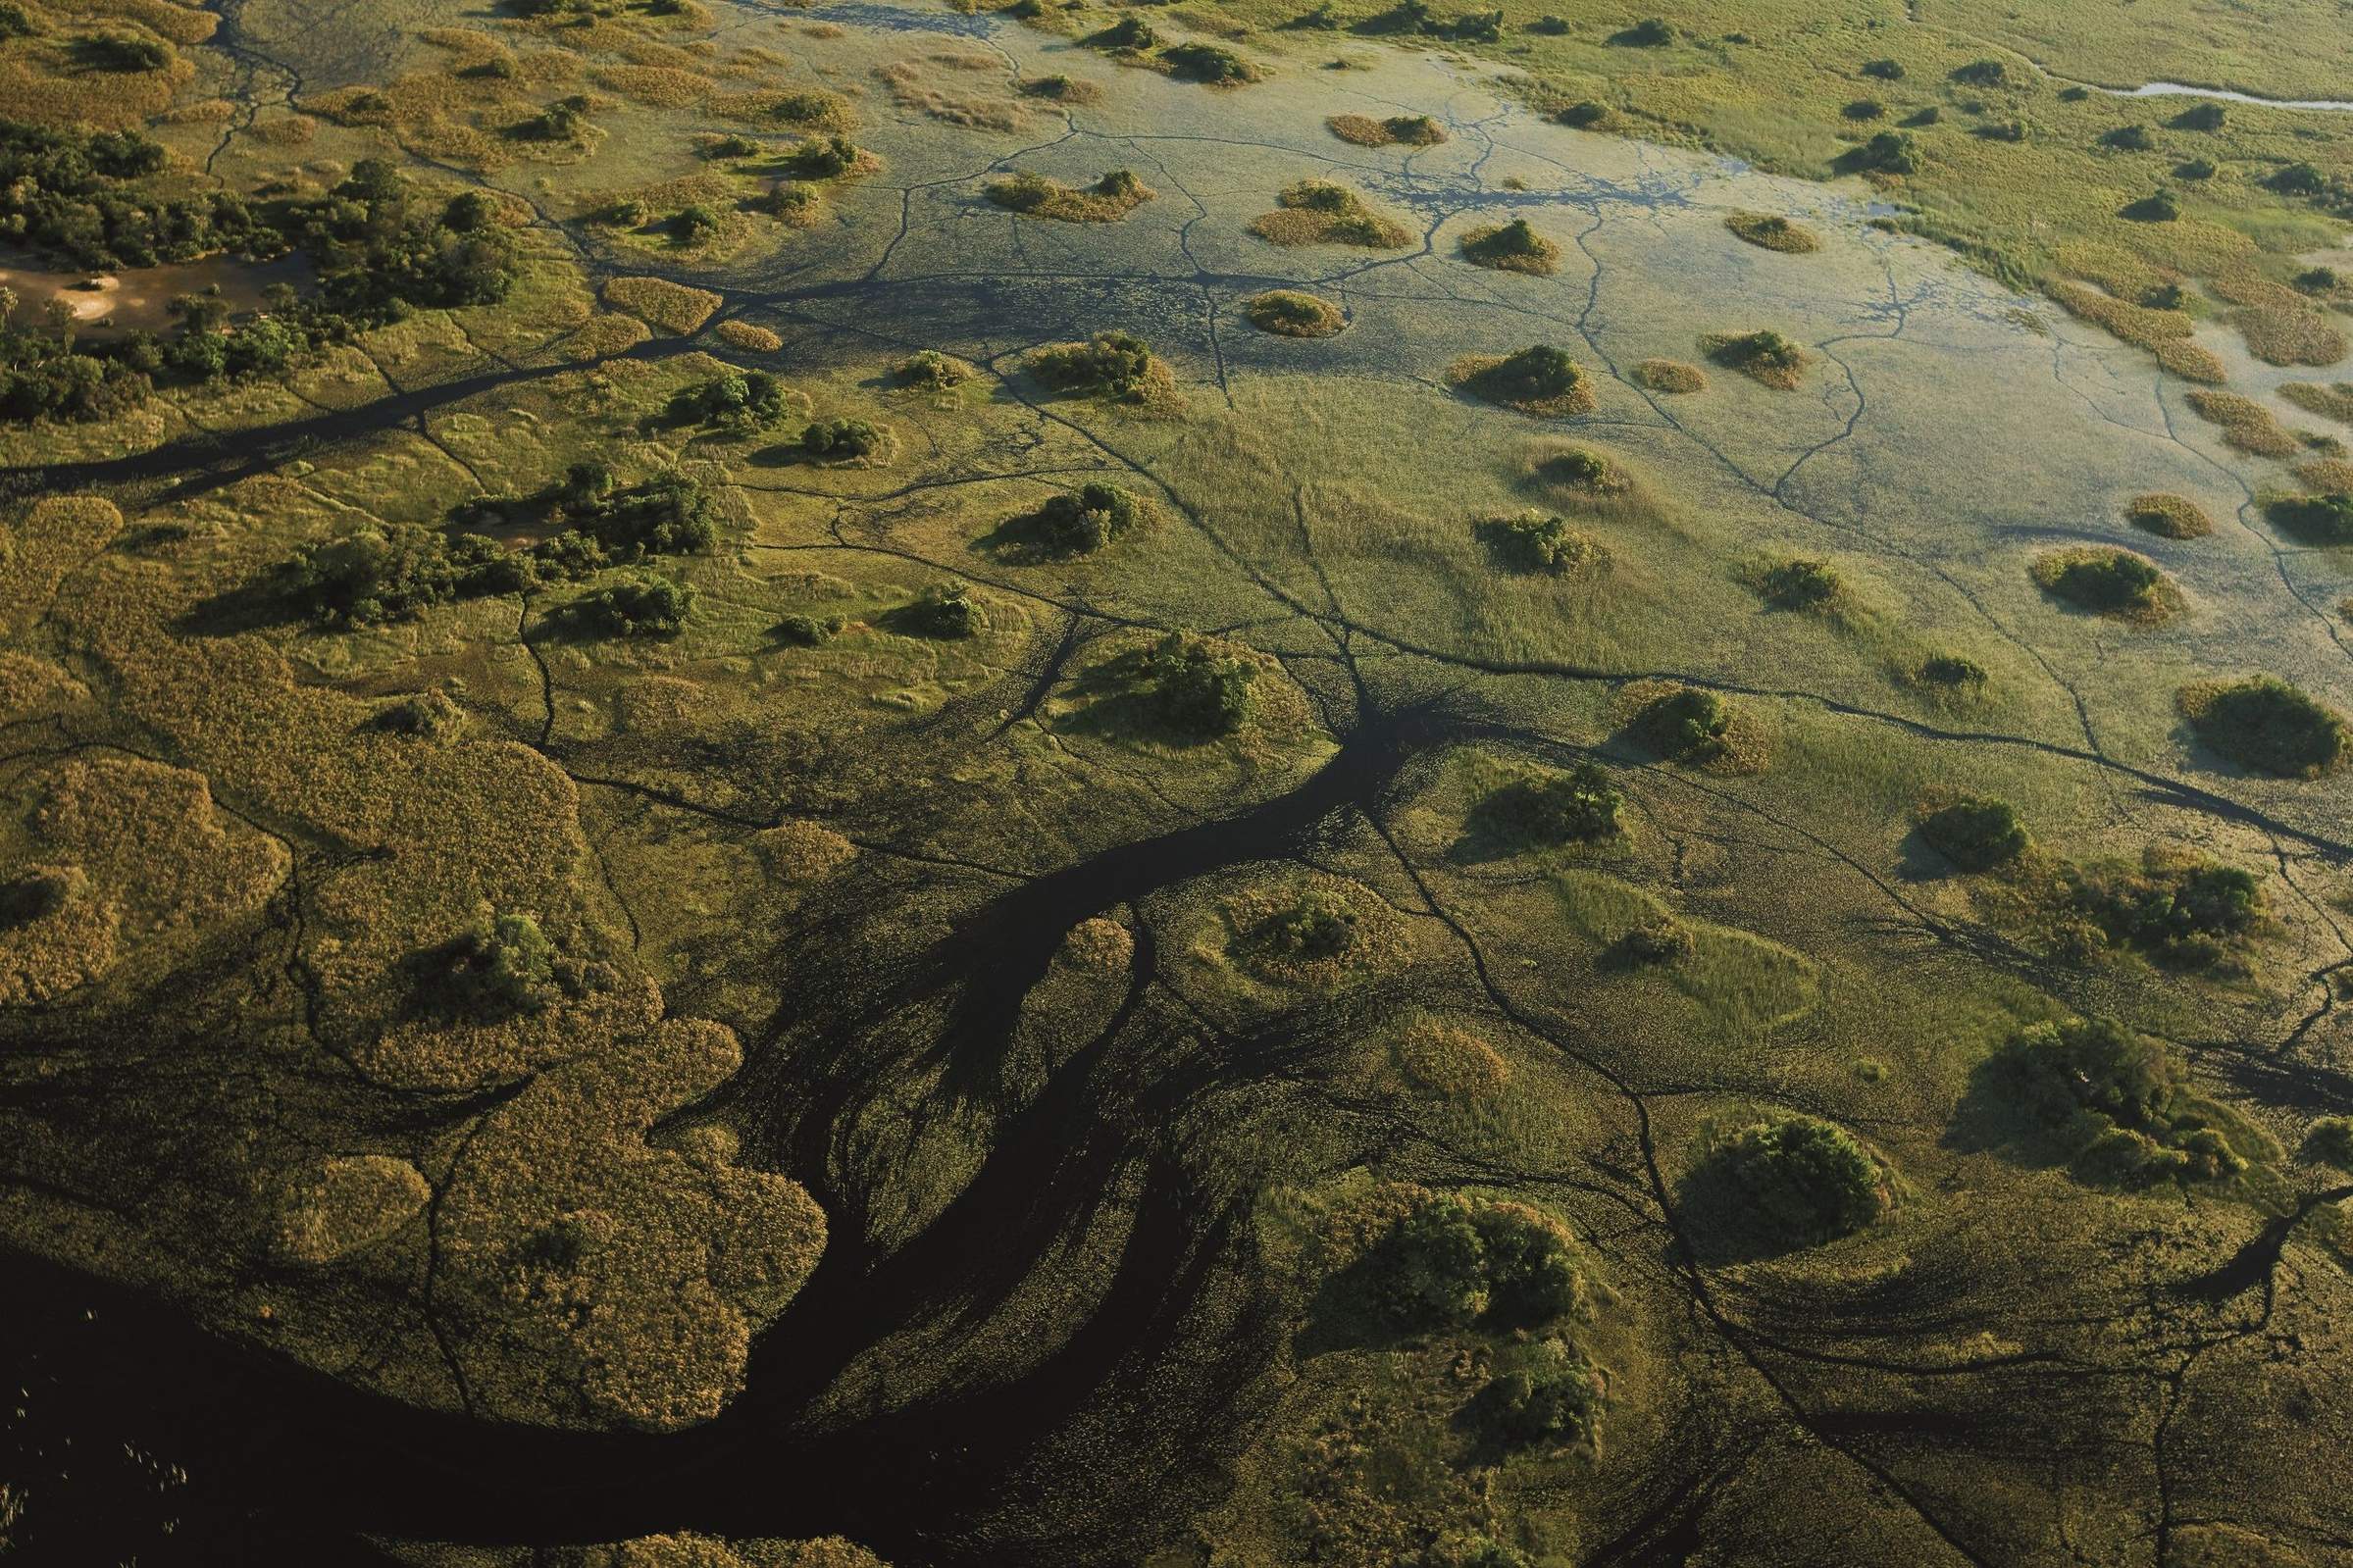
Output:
[[1725, 211, 1819, 253], [1245, 289, 1347, 337], [1391, 1019, 1510, 1099], [593, 65, 717, 108], [2125, 492, 2214, 538], [716, 322, 783, 353], [602, 277, 723, 335], [985, 169, 1155, 223], [1020, 74, 1105, 106], [1633, 358, 1707, 393], [2185, 389, 2301, 457], [1248, 180, 1411, 249], [1325, 112, 1447, 147], [2046, 280, 2227, 381], [2280, 381, 2353, 426], [876, 59, 1025, 130], [2293, 458, 2353, 492], [2228, 306, 2348, 369]]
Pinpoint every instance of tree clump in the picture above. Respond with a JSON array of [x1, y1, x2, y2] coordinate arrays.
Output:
[[1919, 794, 2028, 871], [1979, 1015, 2253, 1185], [1469, 1340, 1605, 1450], [572, 574, 694, 638], [1326, 112, 1448, 147], [2265, 490, 2353, 545], [1691, 1115, 1888, 1251], [1471, 760, 1621, 846], [801, 417, 886, 460], [1725, 211, 1821, 253], [1612, 16, 1672, 45], [2048, 844, 2265, 971], [1914, 650, 1988, 692], [1628, 683, 1751, 768], [666, 369, 792, 430], [378, 688, 465, 739], [1249, 178, 1412, 249], [1450, 344, 1596, 416], [902, 580, 979, 639], [1017, 481, 1144, 556], [985, 168, 1155, 222], [1365, 1189, 1588, 1330], [1459, 218, 1560, 275], [785, 134, 868, 179], [1026, 330, 1165, 401], [1244, 289, 1347, 337], [1701, 329, 1811, 388], [776, 612, 846, 646], [1245, 885, 1362, 965], [1475, 510, 1604, 576], [1847, 128, 1919, 175], [1160, 42, 1262, 84], [433, 912, 615, 1019], [1140, 632, 1257, 735], [2177, 675, 2350, 779], [2030, 547, 2176, 622], [1750, 556, 1842, 610], [896, 349, 969, 389], [2126, 492, 2214, 539], [1088, 14, 1158, 49]]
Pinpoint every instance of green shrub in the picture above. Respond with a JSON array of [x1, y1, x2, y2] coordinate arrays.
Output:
[[576, 575, 693, 637], [1861, 57, 1904, 79], [2266, 491, 2353, 544], [2032, 548, 2166, 613], [1983, 1015, 2248, 1184], [1844, 99, 1886, 121], [1471, 1342, 1604, 1446], [706, 133, 761, 158], [76, 33, 171, 71], [2304, 1116, 2353, 1169], [2123, 187, 2182, 222], [1557, 100, 1609, 127], [1951, 58, 2009, 86], [1609, 917, 1693, 966], [802, 417, 883, 458], [1461, 218, 1551, 266], [2296, 266, 2341, 295], [2269, 162, 2326, 196], [2175, 157, 2217, 180], [1707, 329, 1806, 371], [1704, 1116, 1885, 1247], [514, 94, 591, 142], [674, 203, 723, 242], [1920, 796, 2028, 870], [2171, 102, 2226, 130], [2057, 847, 2263, 967], [2179, 675, 2350, 778], [776, 612, 844, 646], [1614, 16, 1672, 45], [1161, 42, 1259, 83], [753, 182, 815, 219], [1091, 15, 1157, 48], [1850, 129, 1918, 174], [1477, 511, 1601, 576], [2101, 125, 2154, 151], [905, 580, 978, 638], [1635, 685, 1730, 762], [669, 370, 790, 430], [0, 4, 35, 37], [1368, 1190, 1586, 1330], [0, 870, 70, 927], [1254, 887, 1360, 961], [1141, 632, 1256, 735], [1918, 652, 1986, 688], [1477, 343, 1581, 400], [1755, 556, 1840, 609], [1029, 330, 1155, 398], [786, 135, 862, 177], [438, 912, 561, 1017], [1472, 761, 1621, 845], [897, 349, 968, 388], [1029, 481, 1141, 554], [378, 689, 465, 738]]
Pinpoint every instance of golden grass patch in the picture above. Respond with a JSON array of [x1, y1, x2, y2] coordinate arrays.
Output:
[[2280, 381, 2353, 426], [1244, 289, 1347, 337], [1447, 349, 1598, 418], [1062, 915, 1135, 973], [1248, 179, 1411, 249], [2125, 492, 2214, 538], [2185, 389, 2300, 458], [1458, 219, 1560, 276], [875, 59, 1024, 130], [1724, 211, 1819, 253], [2028, 546, 2183, 626], [1391, 1018, 1510, 1100], [592, 64, 717, 107], [710, 86, 858, 133], [2228, 306, 2348, 369], [1699, 329, 1811, 390], [716, 321, 783, 353], [2295, 458, 2353, 492], [602, 276, 722, 334], [1633, 357, 1707, 393]]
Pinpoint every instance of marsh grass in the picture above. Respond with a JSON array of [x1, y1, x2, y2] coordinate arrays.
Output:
[[1631, 357, 1706, 393], [2280, 381, 2353, 426], [1447, 345, 1597, 417], [1327, 111, 1447, 146], [1724, 211, 1819, 253]]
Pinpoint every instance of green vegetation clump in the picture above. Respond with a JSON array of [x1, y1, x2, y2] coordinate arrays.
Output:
[[753, 182, 816, 220], [1027, 330, 1160, 399], [1556, 100, 1611, 128], [802, 417, 885, 459], [1367, 1190, 1586, 1330], [1609, 917, 1693, 966], [1161, 42, 1261, 83], [1951, 57, 2010, 86], [2304, 1117, 2353, 1169], [0, 3, 36, 37], [1141, 632, 1257, 735], [1453, 344, 1594, 414], [2123, 187, 2182, 223], [2265, 490, 2353, 544], [1850, 129, 1919, 175], [1090, 15, 1158, 49], [379, 689, 465, 739], [2175, 157, 2217, 180], [1469, 1341, 1604, 1448], [514, 94, 592, 143], [574, 575, 693, 638], [1326, 112, 1447, 146], [1459, 218, 1559, 275], [1751, 556, 1841, 609], [2172, 102, 2227, 131], [1919, 795, 2029, 871], [76, 33, 172, 71], [1724, 211, 1820, 253], [2051, 846, 2264, 970], [1250, 886, 1361, 962], [1979, 1015, 2251, 1185], [1693, 1115, 1886, 1249], [904, 580, 979, 638], [1244, 289, 1346, 336], [1471, 761, 1621, 845], [1026, 481, 1143, 555], [786, 135, 865, 178], [2029, 547, 2174, 620], [1476, 511, 1602, 576], [667, 370, 791, 430], [1250, 179, 1412, 248], [776, 612, 846, 646], [1916, 651, 1988, 690], [896, 349, 970, 388], [1613, 17, 1672, 45], [435, 912, 565, 1018], [1702, 329, 1810, 388], [2177, 675, 2351, 778], [1843, 99, 1886, 122], [1632, 357, 1706, 393], [1633, 684, 1732, 764], [1861, 58, 1905, 79], [2101, 125, 2155, 152], [985, 169, 1154, 222]]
